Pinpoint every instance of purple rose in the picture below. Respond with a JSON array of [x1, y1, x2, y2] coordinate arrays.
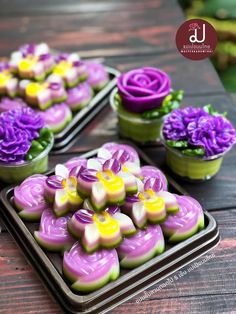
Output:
[[0, 123, 31, 163], [1, 107, 44, 140], [163, 107, 208, 141], [188, 115, 236, 156], [117, 67, 171, 113]]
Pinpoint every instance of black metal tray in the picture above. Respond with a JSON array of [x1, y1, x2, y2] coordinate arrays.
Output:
[[52, 66, 119, 153], [0, 146, 220, 314]]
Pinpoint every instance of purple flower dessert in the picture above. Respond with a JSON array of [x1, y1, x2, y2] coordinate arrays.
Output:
[[53, 53, 87, 87], [86, 62, 109, 91], [141, 165, 168, 192], [117, 225, 165, 269], [67, 206, 136, 253], [161, 195, 204, 243], [1, 107, 44, 140], [34, 209, 75, 252], [63, 242, 120, 292], [10, 43, 54, 80], [0, 97, 27, 113], [67, 82, 93, 111], [122, 188, 178, 228], [14, 174, 49, 220], [0, 108, 53, 182], [111, 67, 183, 143], [38, 103, 72, 134], [117, 67, 171, 113], [162, 105, 236, 180]]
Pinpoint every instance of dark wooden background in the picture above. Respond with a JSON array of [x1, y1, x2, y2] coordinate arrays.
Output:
[[1, 0, 236, 313]]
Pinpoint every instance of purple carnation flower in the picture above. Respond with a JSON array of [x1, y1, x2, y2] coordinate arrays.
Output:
[[163, 106, 236, 157], [163, 107, 208, 141], [1, 107, 44, 140], [0, 123, 31, 163], [187, 115, 236, 156]]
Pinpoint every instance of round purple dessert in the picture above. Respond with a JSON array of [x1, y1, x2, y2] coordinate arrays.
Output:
[[117, 224, 165, 268], [38, 103, 72, 134], [117, 67, 171, 113], [63, 242, 120, 292], [34, 209, 75, 252], [0, 97, 27, 113], [14, 174, 48, 220], [141, 165, 168, 192], [67, 82, 93, 111], [161, 195, 204, 243], [86, 62, 109, 91]]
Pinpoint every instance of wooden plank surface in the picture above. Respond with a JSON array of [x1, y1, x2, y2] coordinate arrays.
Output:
[[1, 210, 235, 313], [0, 0, 184, 57]]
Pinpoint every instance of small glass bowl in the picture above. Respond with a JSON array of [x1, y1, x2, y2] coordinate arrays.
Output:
[[0, 138, 54, 183], [161, 134, 228, 181], [110, 88, 165, 143]]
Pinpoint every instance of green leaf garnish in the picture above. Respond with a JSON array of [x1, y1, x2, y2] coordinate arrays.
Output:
[[141, 89, 184, 120], [166, 140, 188, 148], [26, 128, 53, 161], [203, 104, 227, 117], [181, 148, 205, 157]]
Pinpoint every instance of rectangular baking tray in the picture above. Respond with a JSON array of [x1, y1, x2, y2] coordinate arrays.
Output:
[[52, 66, 119, 153], [0, 146, 220, 314]]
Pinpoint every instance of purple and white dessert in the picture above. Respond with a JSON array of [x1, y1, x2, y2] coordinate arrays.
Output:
[[34, 209, 75, 252], [38, 103, 72, 134], [53, 53, 87, 87], [86, 62, 109, 91], [63, 242, 120, 292], [141, 166, 168, 192], [44, 164, 83, 217], [117, 225, 165, 268], [161, 195, 205, 243], [68, 206, 136, 253], [67, 82, 93, 111], [122, 189, 167, 228], [14, 174, 48, 220], [10, 43, 55, 80]]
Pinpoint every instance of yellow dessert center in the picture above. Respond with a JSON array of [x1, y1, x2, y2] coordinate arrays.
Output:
[[54, 61, 71, 76], [0, 72, 11, 86], [93, 212, 120, 236], [96, 170, 124, 193], [139, 189, 164, 212], [26, 82, 44, 97], [18, 57, 37, 72]]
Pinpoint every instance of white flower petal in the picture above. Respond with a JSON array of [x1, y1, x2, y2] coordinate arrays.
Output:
[[55, 164, 69, 179], [97, 147, 112, 160], [87, 158, 102, 171]]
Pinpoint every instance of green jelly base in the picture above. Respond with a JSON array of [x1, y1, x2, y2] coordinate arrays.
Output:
[[166, 149, 223, 181], [116, 103, 163, 143], [0, 155, 49, 183]]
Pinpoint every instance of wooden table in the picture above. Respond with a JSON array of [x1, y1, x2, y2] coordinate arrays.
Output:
[[1, 1, 236, 313]]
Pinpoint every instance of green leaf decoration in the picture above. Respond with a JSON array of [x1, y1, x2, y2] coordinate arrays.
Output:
[[26, 128, 53, 161], [166, 140, 188, 148], [181, 148, 205, 157], [141, 89, 184, 120], [203, 104, 227, 117]]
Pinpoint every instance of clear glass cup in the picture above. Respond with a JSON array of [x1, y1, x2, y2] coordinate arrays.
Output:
[[161, 132, 229, 181], [110, 88, 165, 143], [0, 138, 54, 183]]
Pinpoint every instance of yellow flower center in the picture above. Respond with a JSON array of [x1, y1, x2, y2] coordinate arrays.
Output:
[[54, 60, 72, 76], [93, 212, 120, 236], [96, 170, 124, 193]]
